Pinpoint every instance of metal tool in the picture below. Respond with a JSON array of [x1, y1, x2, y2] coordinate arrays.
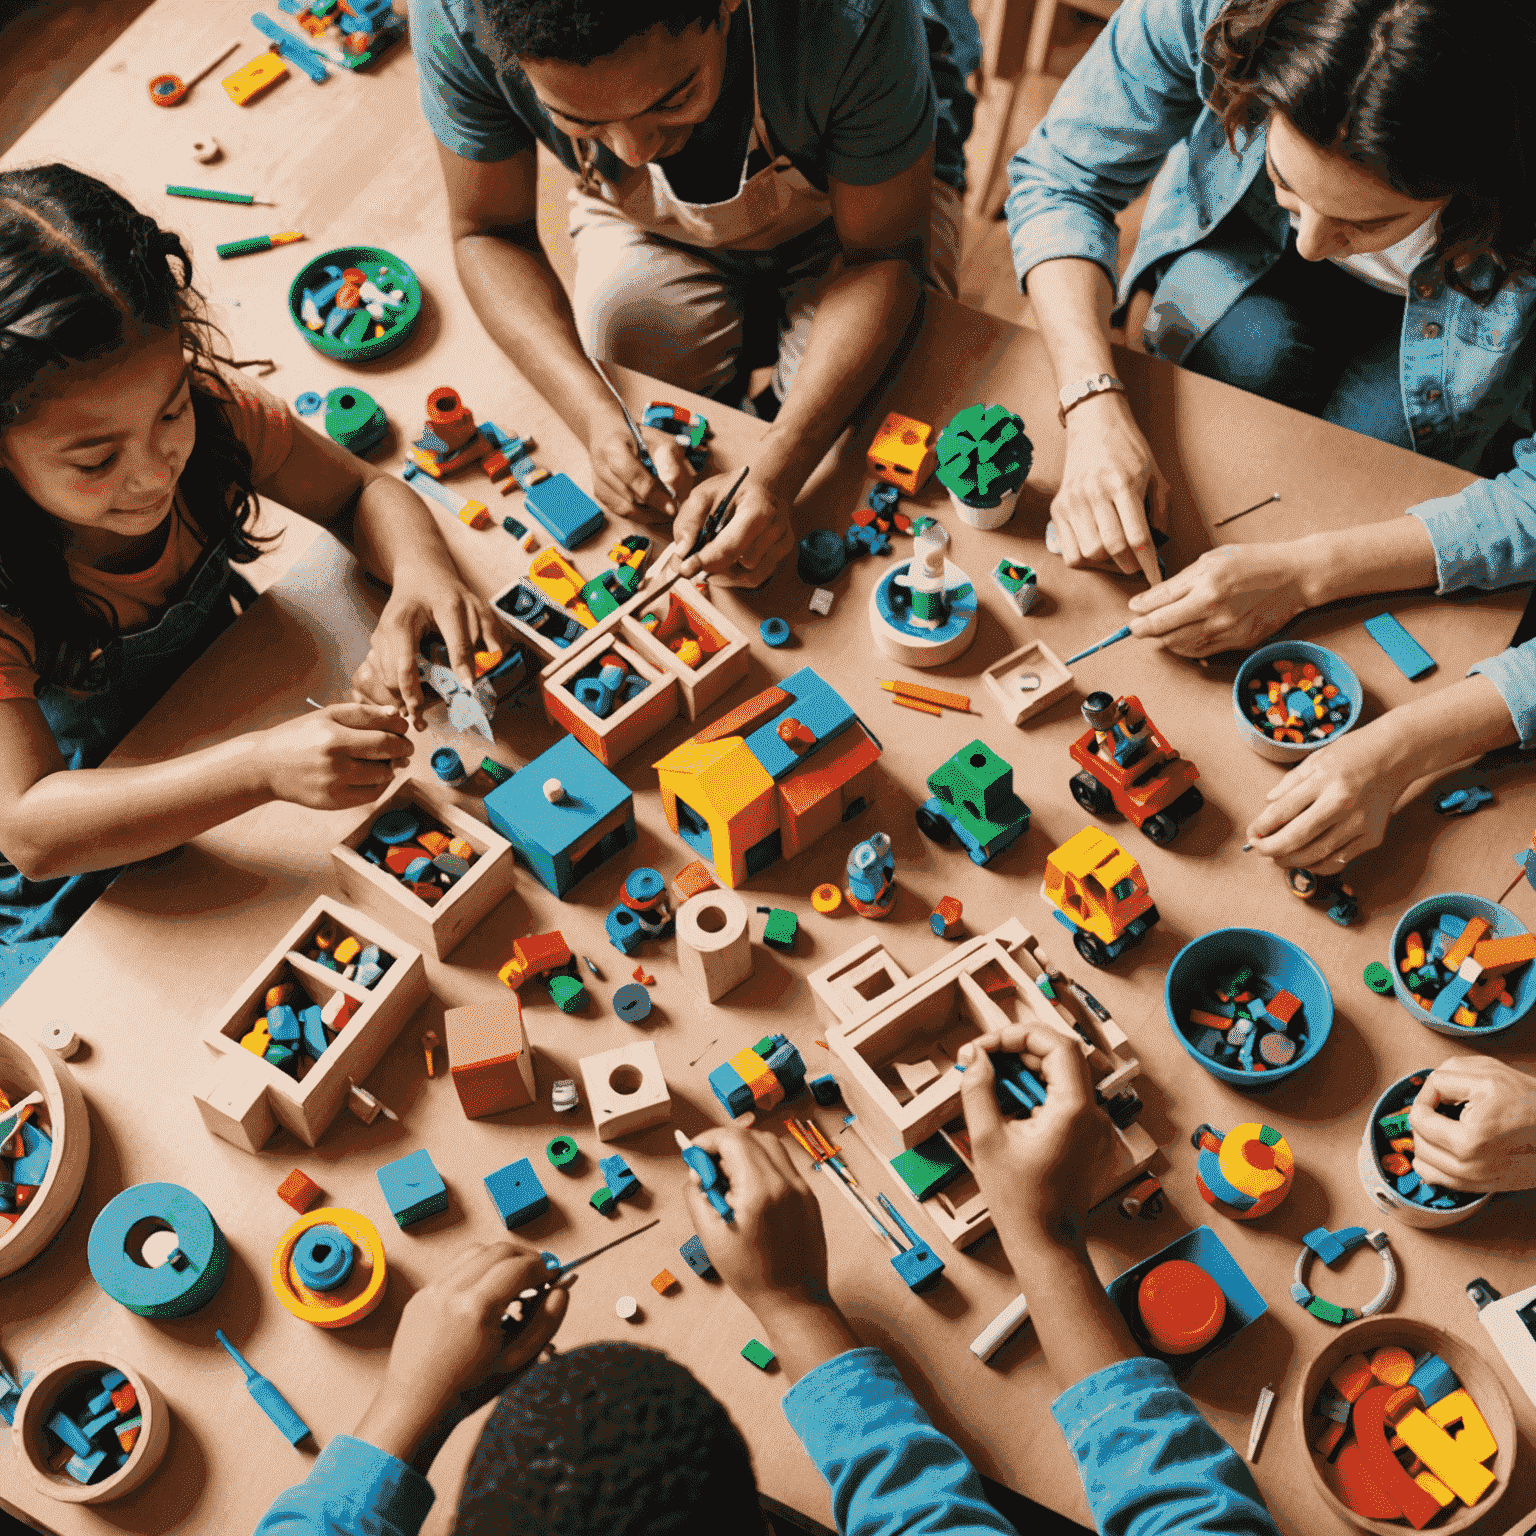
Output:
[[686, 465, 750, 558], [592, 360, 662, 485], [501, 1219, 660, 1333], [1065, 624, 1132, 665], [148, 37, 241, 106], [1212, 491, 1281, 529]]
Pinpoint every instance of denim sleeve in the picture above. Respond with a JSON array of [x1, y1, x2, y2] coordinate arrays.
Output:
[[1004, 0, 1215, 290], [1051, 1358, 1280, 1536], [411, 0, 533, 163], [1410, 432, 1536, 743], [782, 1348, 1019, 1536], [252, 1436, 435, 1536]]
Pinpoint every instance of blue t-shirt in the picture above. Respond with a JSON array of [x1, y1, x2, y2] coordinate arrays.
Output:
[[413, 0, 977, 197]]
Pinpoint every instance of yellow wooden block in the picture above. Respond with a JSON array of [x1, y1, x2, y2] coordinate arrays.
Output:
[[334, 936, 361, 966], [1414, 1470, 1456, 1509], [242, 1018, 272, 1056], [222, 51, 287, 106], [1330, 1354, 1375, 1404], [1395, 1408, 1496, 1505], [1218, 1121, 1290, 1197], [729, 1047, 774, 1087], [418, 832, 450, 856], [1426, 1389, 1498, 1463], [448, 837, 475, 861]]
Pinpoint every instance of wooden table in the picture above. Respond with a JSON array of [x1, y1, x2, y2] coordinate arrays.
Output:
[[4, 6, 1536, 1535]]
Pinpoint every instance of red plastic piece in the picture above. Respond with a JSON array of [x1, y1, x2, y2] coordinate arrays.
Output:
[[1351, 1384, 1443, 1528]]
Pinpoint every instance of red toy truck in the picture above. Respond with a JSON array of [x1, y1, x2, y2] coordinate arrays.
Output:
[[1068, 691, 1204, 847]]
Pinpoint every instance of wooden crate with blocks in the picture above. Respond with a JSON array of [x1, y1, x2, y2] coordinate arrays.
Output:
[[193, 897, 428, 1152], [812, 918, 1154, 1249], [542, 627, 680, 767], [329, 775, 516, 960]]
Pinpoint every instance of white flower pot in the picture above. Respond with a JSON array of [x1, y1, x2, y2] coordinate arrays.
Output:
[[948, 485, 1019, 531]]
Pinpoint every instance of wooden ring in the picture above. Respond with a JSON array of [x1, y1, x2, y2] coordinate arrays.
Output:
[[270, 1207, 386, 1328]]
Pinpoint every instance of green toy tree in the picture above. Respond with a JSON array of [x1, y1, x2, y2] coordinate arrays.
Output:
[[935, 403, 1033, 507]]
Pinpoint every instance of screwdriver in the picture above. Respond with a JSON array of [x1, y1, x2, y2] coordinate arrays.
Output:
[[215, 1330, 311, 1445], [500, 1218, 661, 1333]]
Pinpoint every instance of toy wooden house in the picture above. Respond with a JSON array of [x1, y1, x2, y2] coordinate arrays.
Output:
[[652, 667, 882, 888]]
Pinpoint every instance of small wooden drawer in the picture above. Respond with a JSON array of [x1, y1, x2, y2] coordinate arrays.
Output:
[[329, 776, 516, 960]]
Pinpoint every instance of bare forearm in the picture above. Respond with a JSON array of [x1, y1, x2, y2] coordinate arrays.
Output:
[[997, 1225, 1140, 1393], [350, 475, 474, 591], [750, 1297, 863, 1385], [1294, 518, 1440, 606], [1024, 257, 1118, 387], [452, 229, 630, 449], [755, 259, 923, 497], [3, 739, 267, 879], [1376, 674, 1518, 784]]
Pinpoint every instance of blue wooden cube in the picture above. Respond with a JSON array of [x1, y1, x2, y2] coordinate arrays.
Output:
[[523, 472, 605, 548], [597, 1153, 640, 1202], [377, 1149, 449, 1228], [484, 1157, 550, 1229]]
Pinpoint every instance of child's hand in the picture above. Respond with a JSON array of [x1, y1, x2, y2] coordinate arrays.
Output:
[[957, 1026, 1111, 1247], [1244, 716, 1412, 868], [363, 568, 507, 727], [682, 1121, 833, 1315], [589, 420, 694, 522], [1411, 1057, 1536, 1193], [1127, 543, 1308, 656], [354, 1239, 568, 1464], [256, 703, 413, 809]]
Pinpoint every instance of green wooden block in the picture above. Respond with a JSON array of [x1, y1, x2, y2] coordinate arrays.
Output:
[[741, 1338, 775, 1370], [590, 1186, 616, 1215], [1306, 1297, 1351, 1325], [762, 909, 798, 951], [890, 1135, 963, 1201], [549, 975, 588, 1013]]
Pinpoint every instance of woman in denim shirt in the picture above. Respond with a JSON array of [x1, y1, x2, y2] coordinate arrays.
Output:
[[1007, 0, 1536, 876]]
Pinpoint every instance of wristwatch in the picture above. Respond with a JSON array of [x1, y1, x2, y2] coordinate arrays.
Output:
[[1057, 372, 1125, 426]]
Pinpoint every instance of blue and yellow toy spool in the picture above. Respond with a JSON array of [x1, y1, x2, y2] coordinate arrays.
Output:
[[87, 1183, 228, 1318], [271, 1207, 387, 1329]]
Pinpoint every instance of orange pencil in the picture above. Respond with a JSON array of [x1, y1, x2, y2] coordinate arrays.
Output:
[[880, 679, 971, 711], [891, 693, 942, 717]]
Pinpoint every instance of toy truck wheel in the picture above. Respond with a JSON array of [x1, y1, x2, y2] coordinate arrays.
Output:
[[1140, 812, 1180, 846], [1069, 771, 1114, 817], [915, 806, 953, 845], [1073, 930, 1111, 968]]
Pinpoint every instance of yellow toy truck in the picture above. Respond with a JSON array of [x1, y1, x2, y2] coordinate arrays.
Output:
[[1041, 827, 1160, 968]]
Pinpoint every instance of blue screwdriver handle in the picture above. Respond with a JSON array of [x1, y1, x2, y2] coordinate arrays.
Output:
[[680, 1144, 735, 1222], [216, 1330, 311, 1445]]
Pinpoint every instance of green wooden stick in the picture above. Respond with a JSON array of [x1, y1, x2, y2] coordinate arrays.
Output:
[[166, 185, 256, 204]]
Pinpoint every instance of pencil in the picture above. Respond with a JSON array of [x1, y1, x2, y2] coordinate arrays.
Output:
[[167, 184, 258, 204], [891, 694, 942, 717], [216, 231, 305, 259], [880, 679, 971, 711]]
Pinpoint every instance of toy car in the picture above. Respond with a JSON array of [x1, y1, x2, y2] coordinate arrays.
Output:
[[1068, 692, 1203, 846], [916, 741, 1030, 865], [1435, 784, 1494, 817], [1286, 866, 1360, 926], [1041, 827, 1159, 968]]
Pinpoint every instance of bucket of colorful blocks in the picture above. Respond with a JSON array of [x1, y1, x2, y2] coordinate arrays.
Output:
[[1296, 1315, 1515, 1533], [1356, 1070, 1491, 1230], [0, 1030, 88, 1279], [12, 1354, 169, 1503], [1388, 893, 1536, 1038], [1165, 927, 1333, 1089], [1232, 641, 1362, 763], [287, 245, 422, 363]]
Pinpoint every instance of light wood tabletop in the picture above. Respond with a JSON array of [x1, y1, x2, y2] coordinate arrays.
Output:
[[2, 4, 1534, 1535]]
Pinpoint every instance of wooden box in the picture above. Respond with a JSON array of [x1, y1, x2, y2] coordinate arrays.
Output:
[[624, 581, 750, 721], [817, 919, 1154, 1249], [193, 897, 427, 1152], [542, 626, 680, 767], [329, 775, 516, 960], [982, 639, 1074, 725], [444, 996, 536, 1119]]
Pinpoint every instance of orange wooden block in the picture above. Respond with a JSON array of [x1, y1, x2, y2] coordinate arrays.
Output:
[[1332, 1440, 1403, 1520], [1381, 1152, 1412, 1177], [650, 1268, 678, 1295], [1388, 1136, 1416, 1153], [278, 1168, 322, 1213], [1189, 1008, 1233, 1030], [673, 858, 717, 900], [1331, 1354, 1376, 1404], [418, 831, 450, 856], [1470, 932, 1536, 972], [880, 679, 971, 711], [110, 1382, 137, 1415], [1443, 916, 1490, 971], [1370, 1345, 1417, 1388], [445, 997, 536, 1120], [1385, 1385, 1423, 1424]]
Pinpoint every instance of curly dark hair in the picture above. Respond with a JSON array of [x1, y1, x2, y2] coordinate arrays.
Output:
[[1204, 0, 1536, 295], [0, 163, 268, 691], [456, 1342, 768, 1536], [472, 0, 721, 69]]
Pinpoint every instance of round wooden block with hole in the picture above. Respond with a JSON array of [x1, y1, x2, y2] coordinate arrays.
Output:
[[12, 1353, 169, 1504], [271, 1207, 387, 1328], [0, 1029, 90, 1278], [1295, 1315, 1516, 1534]]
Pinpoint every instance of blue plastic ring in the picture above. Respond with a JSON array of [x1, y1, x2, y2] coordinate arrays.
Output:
[[295, 391, 324, 416], [760, 617, 791, 647], [292, 1223, 355, 1292]]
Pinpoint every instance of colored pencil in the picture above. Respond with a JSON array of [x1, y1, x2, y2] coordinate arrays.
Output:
[[891, 693, 942, 716], [880, 679, 970, 711], [216, 231, 305, 259], [1065, 625, 1133, 664]]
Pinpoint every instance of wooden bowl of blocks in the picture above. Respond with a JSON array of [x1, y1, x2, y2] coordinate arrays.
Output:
[[0, 1028, 90, 1278], [1295, 1315, 1516, 1533], [12, 1353, 170, 1503]]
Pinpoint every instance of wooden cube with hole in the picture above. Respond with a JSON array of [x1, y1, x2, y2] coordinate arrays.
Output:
[[329, 775, 516, 960], [578, 1041, 671, 1142], [626, 582, 750, 720], [813, 918, 1153, 1250], [192, 898, 427, 1152]]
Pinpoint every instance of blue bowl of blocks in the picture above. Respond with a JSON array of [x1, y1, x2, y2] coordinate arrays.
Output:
[[1165, 927, 1333, 1089], [1355, 1069, 1490, 1229], [1389, 893, 1536, 1039], [1232, 641, 1363, 764]]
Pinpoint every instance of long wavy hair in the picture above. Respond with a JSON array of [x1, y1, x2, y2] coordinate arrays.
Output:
[[0, 163, 268, 691], [1205, 0, 1536, 296]]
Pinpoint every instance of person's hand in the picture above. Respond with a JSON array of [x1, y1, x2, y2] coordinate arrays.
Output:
[[357, 564, 507, 728], [956, 1025, 1110, 1247], [674, 471, 795, 588], [1244, 714, 1415, 867], [354, 1239, 569, 1464], [1127, 542, 1310, 658], [1410, 1057, 1536, 1193], [1052, 393, 1168, 584], [588, 418, 694, 524], [682, 1120, 833, 1313], [255, 703, 413, 809]]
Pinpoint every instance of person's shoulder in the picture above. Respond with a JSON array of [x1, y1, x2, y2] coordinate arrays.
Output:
[[412, 0, 500, 64]]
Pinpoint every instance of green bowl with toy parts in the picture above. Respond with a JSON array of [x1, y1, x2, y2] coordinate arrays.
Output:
[[286, 245, 422, 364]]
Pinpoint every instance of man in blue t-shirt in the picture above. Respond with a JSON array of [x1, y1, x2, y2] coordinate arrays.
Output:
[[413, 0, 978, 585]]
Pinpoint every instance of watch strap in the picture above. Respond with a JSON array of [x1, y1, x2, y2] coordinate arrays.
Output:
[[1058, 373, 1125, 426]]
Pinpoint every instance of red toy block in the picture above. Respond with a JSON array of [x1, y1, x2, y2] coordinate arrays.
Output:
[[1351, 1385, 1444, 1528], [1265, 989, 1301, 1026], [277, 1168, 322, 1213]]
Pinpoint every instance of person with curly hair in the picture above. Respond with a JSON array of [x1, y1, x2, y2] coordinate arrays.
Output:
[[1007, 0, 1536, 870], [413, 0, 979, 586], [0, 165, 505, 999]]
